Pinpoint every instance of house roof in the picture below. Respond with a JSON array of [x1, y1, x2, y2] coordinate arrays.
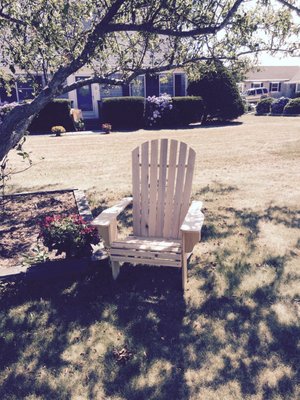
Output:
[[245, 66, 300, 82]]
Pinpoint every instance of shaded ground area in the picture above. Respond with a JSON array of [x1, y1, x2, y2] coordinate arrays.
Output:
[[0, 183, 299, 400], [0, 192, 77, 267], [0, 115, 299, 398]]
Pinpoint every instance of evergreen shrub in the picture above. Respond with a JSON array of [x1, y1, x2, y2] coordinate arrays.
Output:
[[283, 98, 300, 115], [28, 99, 75, 133], [170, 97, 204, 126], [270, 97, 289, 115], [256, 97, 274, 115], [101, 97, 144, 129], [187, 64, 244, 122]]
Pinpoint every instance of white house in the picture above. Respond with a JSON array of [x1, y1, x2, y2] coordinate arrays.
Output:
[[242, 66, 300, 99], [0, 68, 187, 120]]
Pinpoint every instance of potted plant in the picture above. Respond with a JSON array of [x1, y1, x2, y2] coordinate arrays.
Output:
[[51, 125, 66, 136], [40, 214, 99, 258], [101, 122, 112, 134]]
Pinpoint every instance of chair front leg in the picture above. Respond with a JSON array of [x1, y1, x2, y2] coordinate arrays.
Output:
[[111, 260, 121, 280], [181, 233, 188, 291]]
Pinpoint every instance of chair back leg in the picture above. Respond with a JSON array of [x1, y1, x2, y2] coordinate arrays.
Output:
[[182, 253, 188, 291]]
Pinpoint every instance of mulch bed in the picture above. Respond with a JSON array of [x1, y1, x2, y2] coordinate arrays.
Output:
[[0, 191, 78, 268]]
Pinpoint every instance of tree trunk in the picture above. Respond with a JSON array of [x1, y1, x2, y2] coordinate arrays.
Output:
[[0, 68, 70, 160]]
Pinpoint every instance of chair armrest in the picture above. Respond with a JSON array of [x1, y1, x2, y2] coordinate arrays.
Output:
[[91, 197, 133, 227], [91, 197, 133, 246], [180, 201, 204, 253], [180, 201, 204, 233]]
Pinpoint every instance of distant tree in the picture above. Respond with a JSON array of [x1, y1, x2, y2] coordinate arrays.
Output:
[[0, 0, 299, 159], [187, 63, 245, 123]]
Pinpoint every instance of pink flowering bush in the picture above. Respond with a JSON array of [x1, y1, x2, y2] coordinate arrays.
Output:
[[146, 94, 173, 127], [40, 214, 99, 258]]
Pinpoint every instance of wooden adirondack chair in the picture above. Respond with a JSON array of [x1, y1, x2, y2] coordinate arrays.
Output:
[[92, 138, 204, 290]]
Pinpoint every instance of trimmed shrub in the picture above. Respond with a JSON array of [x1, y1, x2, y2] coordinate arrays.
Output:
[[170, 97, 204, 126], [187, 64, 244, 122], [256, 97, 274, 115], [283, 98, 300, 115], [28, 99, 75, 133], [51, 126, 66, 136], [101, 97, 144, 129], [270, 97, 289, 115]]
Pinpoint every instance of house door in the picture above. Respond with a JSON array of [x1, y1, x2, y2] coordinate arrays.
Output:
[[76, 77, 96, 118]]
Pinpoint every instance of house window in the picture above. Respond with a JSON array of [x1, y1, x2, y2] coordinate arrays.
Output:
[[100, 74, 123, 98], [270, 82, 281, 92], [251, 82, 263, 88], [159, 73, 173, 96], [100, 84, 123, 98], [296, 83, 300, 93], [130, 75, 145, 97]]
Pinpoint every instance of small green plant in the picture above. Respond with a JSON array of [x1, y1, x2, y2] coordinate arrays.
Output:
[[51, 125, 66, 136], [40, 214, 99, 258], [21, 244, 50, 266]]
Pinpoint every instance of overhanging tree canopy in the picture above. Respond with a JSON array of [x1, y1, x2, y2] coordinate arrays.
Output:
[[0, 0, 299, 159]]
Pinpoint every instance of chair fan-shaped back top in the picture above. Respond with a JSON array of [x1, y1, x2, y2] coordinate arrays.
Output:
[[132, 139, 196, 239]]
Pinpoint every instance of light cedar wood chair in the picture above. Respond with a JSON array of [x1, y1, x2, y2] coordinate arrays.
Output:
[[92, 138, 204, 290]]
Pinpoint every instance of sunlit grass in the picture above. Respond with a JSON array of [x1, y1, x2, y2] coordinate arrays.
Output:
[[1, 115, 300, 399]]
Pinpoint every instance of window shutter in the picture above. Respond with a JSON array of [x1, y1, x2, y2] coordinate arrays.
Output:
[[278, 83, 281, 92], [251, 83, 254, 88], [269, 83, 272, 92]]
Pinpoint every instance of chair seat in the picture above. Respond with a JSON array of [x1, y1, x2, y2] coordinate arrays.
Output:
[[110, 236, 182, 267]]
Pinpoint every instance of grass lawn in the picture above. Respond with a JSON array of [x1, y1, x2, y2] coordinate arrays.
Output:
[[1, 114, 299, 399]]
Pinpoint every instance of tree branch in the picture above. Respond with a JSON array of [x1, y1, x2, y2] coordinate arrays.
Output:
[[106, 0, 245, 37], [0, 10, 27, 26], [276, 0, 300, 15], [61, 76, 125, 94]]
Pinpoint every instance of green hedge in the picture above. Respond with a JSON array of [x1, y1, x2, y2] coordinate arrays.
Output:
[[187, 64, 245, 122], [28, 99, 76, 133], [256, 97, 274, 115], [169, 97, 204, 126], [283, 98, 300, 115], [101, 97, 145, 129]]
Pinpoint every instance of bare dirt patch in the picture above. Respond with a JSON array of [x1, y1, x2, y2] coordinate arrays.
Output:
[[0, 191, 77, 268]]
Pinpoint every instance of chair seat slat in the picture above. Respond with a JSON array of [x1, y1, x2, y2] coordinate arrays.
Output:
[[110, 255, 181, 268], [111, 236, 181, 253], [110, 249, 181, 261]]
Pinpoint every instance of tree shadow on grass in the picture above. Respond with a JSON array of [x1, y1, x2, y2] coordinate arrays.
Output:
[[0, 264, 192, 400], [0, 192, 299, 399]]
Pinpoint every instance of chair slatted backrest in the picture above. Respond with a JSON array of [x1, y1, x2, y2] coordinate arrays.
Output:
[[132, 139, 196, 239]]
